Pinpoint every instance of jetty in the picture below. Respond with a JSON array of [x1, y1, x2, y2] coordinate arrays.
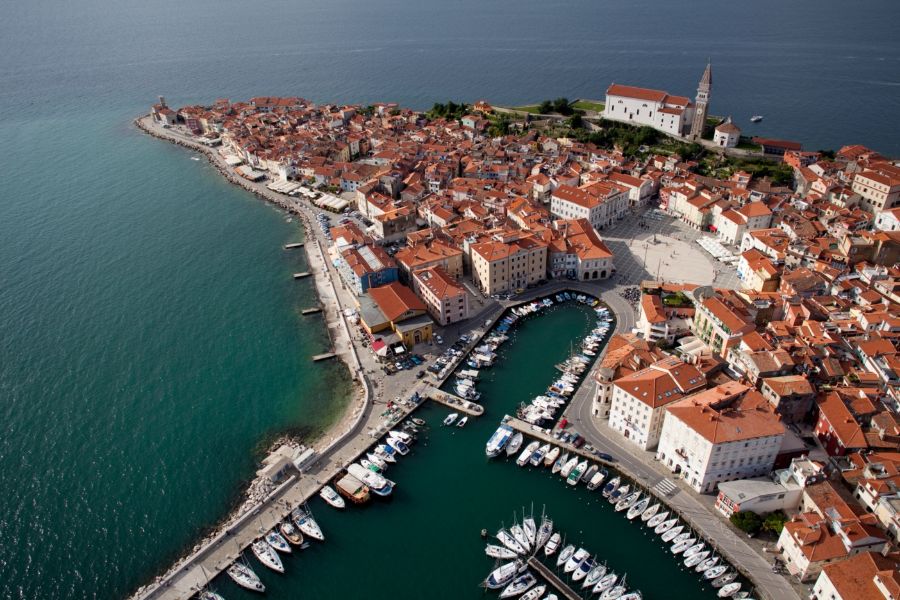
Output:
[[527, 557, 581, 600], [312, 352, 337, 362], [293, 271, 311, 279], [283, 242, 304, 249], [505, 416, 613, 467], [301, 307, 322, 315], [426, 389, 483, 416]]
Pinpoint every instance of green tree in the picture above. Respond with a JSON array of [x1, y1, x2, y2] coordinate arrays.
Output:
[[567, 113, 584, 129], [553, 97, 573, 116], [538, 100, 553, 114], [730, 511, 763, 535], [763, 511, 788, 535]]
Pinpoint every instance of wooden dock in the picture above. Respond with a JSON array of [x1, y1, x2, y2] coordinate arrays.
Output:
[[425, 389, 484, 416], [293, 271, 311, 279], [283, 242, 305, 249], [301, 307, 322, 315], [527, 556, 581, 600], [312, 352, 337, 362]]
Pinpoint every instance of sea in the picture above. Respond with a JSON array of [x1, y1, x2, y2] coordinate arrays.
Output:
[[0, 1, 897, 599]]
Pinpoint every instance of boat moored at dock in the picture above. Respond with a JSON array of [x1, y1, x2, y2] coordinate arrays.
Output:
[[291, 506, 324, 541], [319, 484, 346, 509], [227, 562, 265, 593], [251, 539, 284, 573], [486, 424, 514, 458]]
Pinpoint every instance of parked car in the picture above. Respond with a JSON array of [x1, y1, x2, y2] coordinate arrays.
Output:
[[595, 452, 614, 462]]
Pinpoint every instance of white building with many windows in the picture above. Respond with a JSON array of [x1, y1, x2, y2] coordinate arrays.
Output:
[[603, 84, 695, 137], [550, 184, 628, 232]]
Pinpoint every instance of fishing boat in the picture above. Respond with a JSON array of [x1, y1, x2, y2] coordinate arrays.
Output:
[[486, 424, 514, 458], [626, 497, 650, 520], [497, 529, 527, 555], [517, 441, 540, 466], [388, 429, 414, 445], [718, 583, 742, 598], [560, 457, 579, 478], [582, 563, 607, 589], [671, 537, 697, 554], [443, 412, 459, 426], [361, 458, 382, 474], [523, 516, 537, 547], [593, 572, 618, 594], [374, 444, 397, 463], [227, 562, 265, 593], [319, 485, 346, 509], [551, 452, 569, 474], [291, 506, 324, 541], [506, 432, 524, 456], [484, 560, 525, 589], [615, 491, 641, 512], [457, 416, 468, 428], [279, 521, 303, 546], [573, 556, 596, 582], [703, 565, 728, 580], [334, 474, 370, 505], [265, 530, 292, 554], [486, 544, 519, 560], [564, 547, 588, 574], [567, 460, 589, 486], [655, 518, 679, 535], [251, 539, 284, 573], [500, 572, 536, 599], [530, 443, 550, 466], [640, 503, 660, 522], [510, 523, 532, 553], [348, 463, 393, 497], [685, 550, 710, 568], [556, 544, 575, 567], [646, 511, 669, 529], [602, 476, 621, 498], [586, 468, 607, 491], [535, 515, 553, 550], [544, 532, 561, 556], [519, 584, 546, 600], [543, 446, 560, 467]]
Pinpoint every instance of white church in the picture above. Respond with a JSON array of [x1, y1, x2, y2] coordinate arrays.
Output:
[[602, 63, 712, 139]]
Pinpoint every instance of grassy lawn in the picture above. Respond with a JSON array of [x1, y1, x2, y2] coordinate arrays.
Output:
[[736, 140, 762, 152], [571, 100, 605, 112], [507, 104, 543, 114]]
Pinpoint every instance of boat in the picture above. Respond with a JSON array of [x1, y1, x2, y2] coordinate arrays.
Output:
[[279, 521, 303, 546], [696, 556, 720, 573], [608, 484, 630, 504], [530, 443, 550, 466], [655, 518, 679, 535], [486, 544, 519, 560], [385, 435, 409, 456], [510, 523, 532, 553], [251, 539, 284, 573], [411, 417, 426, 426], [551, 452, 569, 474], [388, 429, 414, 445], [750, 115, 763, 123], [535, 515, 553, 550], [486, 424, 514, 458], [523, 516, 537, 547], [615, 491, 641, 512], [620, 593, 642, 600], [671, 537, 697, 554], [602, 476, 621, 498], [319, 485, 346, 509], [567, 460, 589, 486], [544, 532, 561, 556], [560, 457, 579, 478], [646, 511, 669, 529], [684, 543, 706, 558], [586, 468, 607, 491], [703, 565, 728, 580], [718, 583, 742, 598], [500, 572, 536, 598], [593, 572, 618, 594], [291, 506, 324, 541], [640, 503, 660, 522], [712, 571, 738, 588], [685, 550, 710, 568], [506, 432, 524, 456], [335, 473, 371, 503], [564, 547, 588, 573], [198, 591, 225, 600], [556, 544, 575, 567], [485, 560, 525, 589], [583, 464, 599, 484], [456, 416, 468, 428], [374, 444, 397, 463], [443, 412, 459, 426], [226, 562, 265, 593], [497, 529, 527, 555], [626, 497, 650, 520], [265, 530, 292, 554], [583, 563, 607, 588], [601, 584, 627, 600], [670, 532, 691, 545], [543, 446, 560, 467], [573, 556, 596, 582], [518, 584, 546, 600], [660, 525, 684, 543], [517, 441, 540, 466]]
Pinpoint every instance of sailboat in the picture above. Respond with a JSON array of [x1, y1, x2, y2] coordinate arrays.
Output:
[[486, 544, 519, 560], [251, 539, 284, 573], [544, 532, 561, 556], [226, 561, 265, 593], [265, 530, 292, 554], [534, 514, 553, 550], [291, 505, 324, 541]]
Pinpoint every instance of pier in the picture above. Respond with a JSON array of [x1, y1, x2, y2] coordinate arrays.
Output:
[[283, 242, 304, 249], [426, 389, 484, 416], [293, 271, 311, 279], [505, 417, 613, 468], [301, 307, 322, 315], [312, 352, 337, 362], [527, 557, 581, 600]]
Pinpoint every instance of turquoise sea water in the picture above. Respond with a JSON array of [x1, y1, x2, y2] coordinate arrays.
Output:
[[1, 1, 898, 598]]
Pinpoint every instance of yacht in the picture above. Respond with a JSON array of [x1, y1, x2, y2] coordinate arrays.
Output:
[[279, 521, 303, 546], [582, 464, 599, 484], [718, 583, 742, 598], [551, 452, 569, 474], [640, 503, 660, 522], [602, 476, 621, 498], [671, 537, 697, 554], [559, 457, 579, 478], [750, 115, 763, 122], [519, 584, 547, 600], [198, 591, 225, 600], [593, 572, 618, 594], [385, 435, 409, 456], [661, 526, 686, 543], [456, 416, 468, 428], [361, 458, 382, 473], [388, 429, 413, 445], [655, 518, 679, 535], [543, 446, 560, 467], [510, 524, 532, 553], [517, 441, 541, 466], [646, 511, 669, 529], [251, 539, 284, 573], [614, 490, 640, 511], [583, 563, 607, 589], [291, 506, 324, 541], [567, 460, 589, 486], [486, 544, 519, 560], [626, 497, 650, 520], [564, 547, 589, 574], [684, 543, 706, 558], [226, 562, 265, 593], [496, 529, 527, 555], [484, 560, 525, 589], [265, 530, 292, 554], [586, 468, 607, 490], [535, 515, 553, 550], [703, 565, 728, 580], [506, 432, 524, 456], [620, 593, 642, 600], [601, 583, 628, 600], [500, 572, 537, 599], [685, 550, 710, 568], [530, 443, 550, 466], [486, 424, 513, 458], [319, 485, 346, 509], [573, 556, 596, 582], [443, 412, 459, 426], [544, 532, 561, 556], [608, 484, 630, 504], [556, 544, 575, 568], [696, 556, 720, 573], [523, 516, 537, 547], [374, 444, 397, 463]]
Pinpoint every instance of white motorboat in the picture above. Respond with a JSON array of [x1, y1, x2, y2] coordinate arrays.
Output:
[[543, 446, 560, 467], [646, 511, 670, 529], [485, 560, 525, 589], [291, 506, 324, 541], [374, 444, 397, 464], [530, 443, 550, 466], [567, 460, 589, 486], [564, 548, 589, 574], [523, 516, 537, 547], [198, 591, 225, 600], [602, 476, 621, 497], [497, 529, 527, 555], [517, 441, 540, 466], [601, 583, 627, 600], [685, 550, 710, 568], [227, 562, 265, 593], [583, 563, 607, 588], [535, 515, 553, 550], [660, 525, 685, 542], [366, 452, 387, 470], [519, 584, 546, 600], [361, 458, 382, 473], [593, 572, 618, 594], [486, 424, 514, 458], [551, 452, 569, 474], [582, 464, 599, 485], [620, 592, 642, 600], [640, 503, 660, 522], [670, 532, 692, 545], [655, 519, 679, 536], [319, 485, 346, 509], [279, 521, 303, 546], [544, 532, 561, 556], [388, 429, 413, 445], [556, 544, 575, 567], [265, 530, 292, 554], [506, 432, 524, 456], [486, 544, 519, 560], [500, 572, 536, 599], [572, 556, 596, 582], [510, 523, 532, 553], [586, 469, 607, 491], [251, 539, 284, 573], [443, 412, 459, 426], [750, 115, 763, 123], [626, 497, 650, 520], [671, 537, 697, 554], [560, 457, 579, 478], [712, 571, 738, 588], [608, 484, 630, 504], [456, 416, 468, 428], [385, 435, 409, 456], [718, 583, 742, 598], [348, 463, 392, 496]]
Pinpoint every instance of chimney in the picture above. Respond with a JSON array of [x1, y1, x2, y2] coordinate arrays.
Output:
[[158, 95, 167, 108]]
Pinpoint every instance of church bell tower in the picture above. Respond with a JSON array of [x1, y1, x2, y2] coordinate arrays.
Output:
[[689, 61, 712, 139]]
